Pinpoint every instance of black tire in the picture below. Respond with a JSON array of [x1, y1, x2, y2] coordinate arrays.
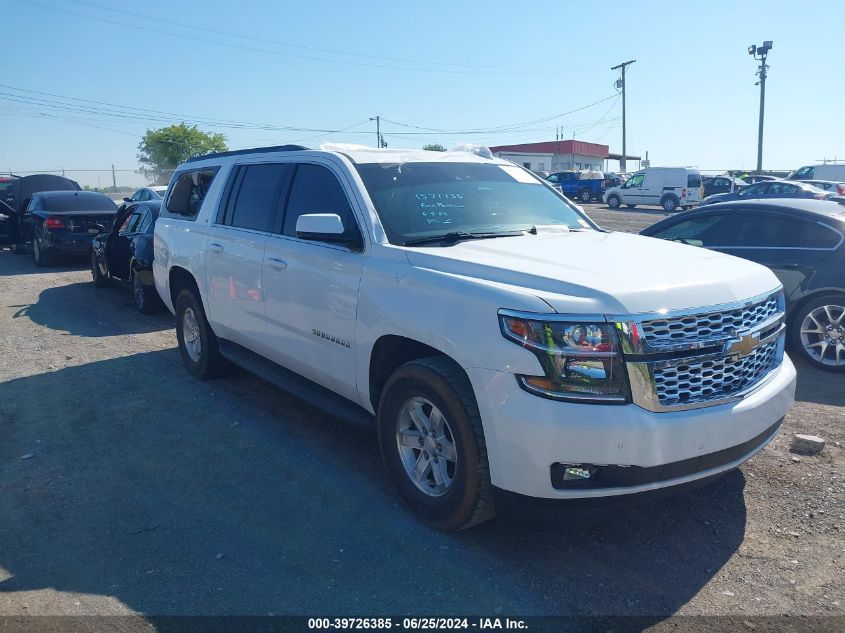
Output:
[[607, 194, 621, 209], [578, 189, 592, 203], [377, 357, 494, 531], [10, 243, 26, 255], [661, 196, 679, 212], [174, 288, 229, 379], [91, 249, 111, 287], [32, 235, 56, 267], [131, 269, 164, 314], [626, 204, 637, 209], [789, 293, 845, 372]]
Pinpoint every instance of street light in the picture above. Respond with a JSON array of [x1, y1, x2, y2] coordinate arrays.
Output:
[[748, 40, 773, 172]]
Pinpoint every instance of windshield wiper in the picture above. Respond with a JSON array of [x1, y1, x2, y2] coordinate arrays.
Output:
[[403, 230, 525, 247]]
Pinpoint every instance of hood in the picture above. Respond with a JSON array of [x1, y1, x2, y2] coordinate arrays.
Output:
[[404, 230, 779, 315]]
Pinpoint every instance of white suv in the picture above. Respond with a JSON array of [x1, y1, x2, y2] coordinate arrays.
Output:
[[153, 144, 796, 530]]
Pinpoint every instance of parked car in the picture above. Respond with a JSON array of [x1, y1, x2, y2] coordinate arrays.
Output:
[[789, 164, 845, 182], [116, 186, 168, 214], [700, 180, 833, 206], [1, 174, 81, 252], [798, 180, 845, 196], [153, 144, 795, 530], [603, 167, 703, 212], [546, 170, 605, 202], [90, 199, 163, 313], [10, 191, 117, 266], [702, 175, 747, 197], [641, 199, 845, 371]]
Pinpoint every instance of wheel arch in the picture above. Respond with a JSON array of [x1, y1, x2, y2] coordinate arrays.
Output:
[[367, 334, 469, 412], [168, 265, 201, 308], [786, 287, 845, 324]]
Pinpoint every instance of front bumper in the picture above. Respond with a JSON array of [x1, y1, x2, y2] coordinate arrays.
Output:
[[467, 354, 796, 499]]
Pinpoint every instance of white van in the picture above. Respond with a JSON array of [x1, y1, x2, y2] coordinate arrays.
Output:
[[788, 164, 845, 181], [603, 167, 703, 212]]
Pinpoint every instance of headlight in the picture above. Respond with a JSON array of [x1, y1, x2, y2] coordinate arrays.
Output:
[[499, 312, 629, 403]]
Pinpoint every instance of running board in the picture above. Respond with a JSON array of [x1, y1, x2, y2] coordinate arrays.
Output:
[[218, 339, 375, 427]]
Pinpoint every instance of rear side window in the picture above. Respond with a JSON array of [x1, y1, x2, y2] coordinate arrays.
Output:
[[282, 164, 359, 240], [224, 164, 288, 232], [732, 214, 841, 248], [43, 194, 115, 212], [162, 167, 219, 220], [687, 173, 702, 187]]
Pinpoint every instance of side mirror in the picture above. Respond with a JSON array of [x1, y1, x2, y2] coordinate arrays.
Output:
[[123, 197, 131, 202], [296, 213, 362, 250]]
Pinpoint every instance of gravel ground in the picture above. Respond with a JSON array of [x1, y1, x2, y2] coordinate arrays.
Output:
[[0, 207, 842, 629]]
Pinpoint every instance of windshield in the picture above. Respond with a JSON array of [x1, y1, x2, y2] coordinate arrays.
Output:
[[354, 162, 593, 245], [43, 194, 117, 212]]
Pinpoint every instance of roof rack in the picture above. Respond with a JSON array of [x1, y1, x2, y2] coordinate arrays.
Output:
[[184, 144, 309, 163]]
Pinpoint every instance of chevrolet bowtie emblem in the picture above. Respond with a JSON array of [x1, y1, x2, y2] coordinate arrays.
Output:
[[726, 333, 759, 359]]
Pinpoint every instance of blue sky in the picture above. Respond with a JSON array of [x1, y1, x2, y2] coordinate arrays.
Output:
[[1, 0, 842, 187]]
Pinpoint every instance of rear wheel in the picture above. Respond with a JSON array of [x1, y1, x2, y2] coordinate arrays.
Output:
[[790, 294, 845, 372], [377, 357, 494, 531], [661, 196, 679, 212], [578, 189, 592, 203], [91, 250, 110, 287], [607, 194, 621, 209], [131, 269, 163, 314], [175, 288, 229, 379], [32, 235, 56, 267]]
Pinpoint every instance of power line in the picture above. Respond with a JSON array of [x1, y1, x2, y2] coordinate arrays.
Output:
[[379, 94, 619, 135], [17, 0, 529, 76], [66, 0, 523, 72]]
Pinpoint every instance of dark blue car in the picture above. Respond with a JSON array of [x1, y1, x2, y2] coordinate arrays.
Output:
[[700, 180, 833, 206], [16, 191, 117, 266]]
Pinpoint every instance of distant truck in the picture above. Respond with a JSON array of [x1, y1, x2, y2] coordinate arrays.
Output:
[[545, 170, 607, 202]]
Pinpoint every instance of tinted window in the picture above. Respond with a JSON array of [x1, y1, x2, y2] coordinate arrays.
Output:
[[283, 164, 357, 239], [648, 213, 741, 247], [768, 182, 798, 195], [228, 164, 287, 232], [732, 214, 841, 248], [42, 194, 116, 212], [687, 173, 702, 187], [792, 166, 815, 179], [120, 210, 145, 234], [739, 183, 768, 197], [163, 167, 219, 220]]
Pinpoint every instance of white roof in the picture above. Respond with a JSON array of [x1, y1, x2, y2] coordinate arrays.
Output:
[[322, 143, 507, 165]]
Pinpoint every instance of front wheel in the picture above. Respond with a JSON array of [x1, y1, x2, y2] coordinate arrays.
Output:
[[91, 250, 110, 287], [790, 294, 845, 372], [175, 288, 229, 379], [377, 357, 494, 531], [578, 189, 592, 203], [607, 194, 621, 209]]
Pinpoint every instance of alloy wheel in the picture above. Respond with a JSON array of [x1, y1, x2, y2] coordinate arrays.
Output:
[[800, 304, 845, 367], [395, 396, 457, 497], [182, 307, 202, 363]]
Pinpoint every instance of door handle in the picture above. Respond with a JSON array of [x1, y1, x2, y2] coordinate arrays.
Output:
[[267, 257, 287, 270], [209, 242, 224, 254]]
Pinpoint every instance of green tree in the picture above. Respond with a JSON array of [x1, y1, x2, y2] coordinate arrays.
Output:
[[138, 123, 227, 183], [422, 143, 447, 152]]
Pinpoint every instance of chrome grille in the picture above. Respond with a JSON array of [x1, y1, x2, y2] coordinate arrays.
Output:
[[653, 340, 778, 407], [641, 295, 779, 350]]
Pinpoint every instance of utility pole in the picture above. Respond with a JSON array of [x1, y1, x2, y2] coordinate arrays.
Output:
[[370, 116, 386, 148], [748, 41, 773, 173], [611, 59, 636, 172], [111, 164, 116, 189]]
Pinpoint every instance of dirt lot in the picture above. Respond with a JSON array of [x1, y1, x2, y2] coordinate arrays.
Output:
[[0, 206, 842, 628]]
